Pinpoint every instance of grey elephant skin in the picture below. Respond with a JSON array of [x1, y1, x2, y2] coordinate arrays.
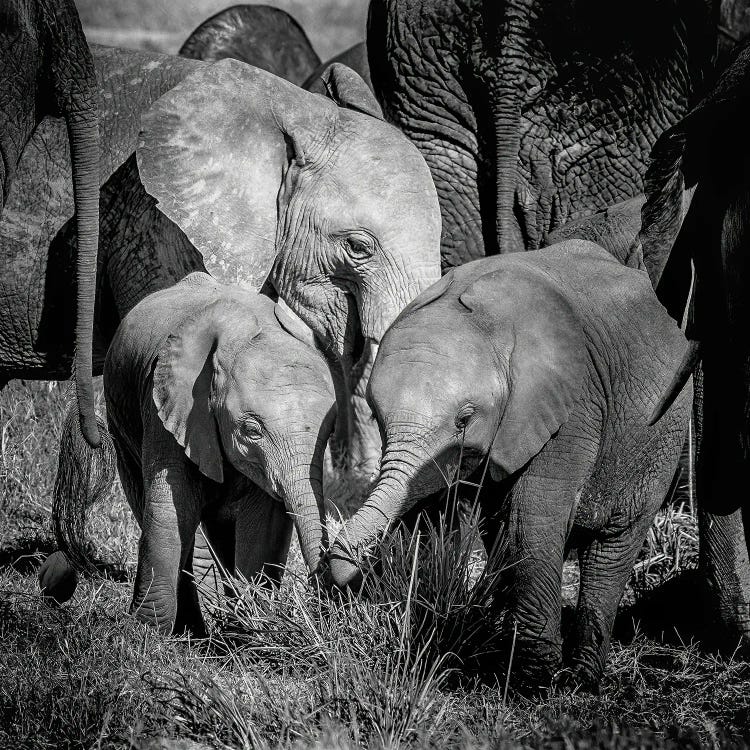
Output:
[[43, 273, 335, 634], [0, 0, 100, 445], [329, 240, 692, 692], [179, 4, 321, 86], [638, 41, 750, 649], [366, 0, 716, 269], [2, 45, 441, 473]]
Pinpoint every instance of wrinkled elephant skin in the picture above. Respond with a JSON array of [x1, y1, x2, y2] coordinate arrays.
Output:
[[46, 273, 335, 634], [330, 240, 692, 692]]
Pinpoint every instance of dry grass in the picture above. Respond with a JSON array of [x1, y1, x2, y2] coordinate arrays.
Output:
[[1, 380, 749, 749]]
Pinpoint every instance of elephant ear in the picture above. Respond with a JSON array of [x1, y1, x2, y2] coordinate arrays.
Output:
[[274, 299, 317, 348], [136, 58, 338, 289], [459, 265, 587, 481], [316, 63, 383, 120], [153, 298, 263, 483], [400, 269, 456, 316]]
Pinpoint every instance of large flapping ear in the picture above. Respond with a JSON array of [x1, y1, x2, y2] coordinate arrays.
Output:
[[153, 298, 262, 483], [274, 298, 317, 348], [459, 264, 587, 481], [315, 63, 383, 120], [136, 58, 338, 289]]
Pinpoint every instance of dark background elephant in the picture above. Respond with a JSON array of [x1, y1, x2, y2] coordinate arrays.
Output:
[[366, 0, 717, 270], [0, 0, 100, 446], [178, 4, 321, 85], [329, 241, 692, 692], [636, 42, 750, 650]]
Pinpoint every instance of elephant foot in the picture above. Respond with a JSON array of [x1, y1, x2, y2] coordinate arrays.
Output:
[[38, 550, 79, 604], [498, 633, 562, 698], [552, 664, 602, 695]]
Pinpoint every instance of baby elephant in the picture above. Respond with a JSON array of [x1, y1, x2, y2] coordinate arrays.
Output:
[[41, 273, 335, 634], [329, 240, 691, 692]]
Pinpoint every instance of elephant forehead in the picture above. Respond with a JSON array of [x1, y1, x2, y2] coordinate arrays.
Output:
[[334, 118, 440, 216]]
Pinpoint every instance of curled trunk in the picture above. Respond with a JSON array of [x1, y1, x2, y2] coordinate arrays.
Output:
[[329, 457, 422, 589]]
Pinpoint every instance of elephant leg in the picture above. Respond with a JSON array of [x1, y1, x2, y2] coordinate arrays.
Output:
[[565, 521, 651, 689], [235, 487, 293, 587], [694, 365, 750, 648], [132, 415, 205, 634], [490, 472, 574, 693]]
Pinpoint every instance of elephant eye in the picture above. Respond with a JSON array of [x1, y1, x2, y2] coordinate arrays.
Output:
[[241, 414, 264, 441], [455, 403, 476, 430], [345, 232, 375, 260]]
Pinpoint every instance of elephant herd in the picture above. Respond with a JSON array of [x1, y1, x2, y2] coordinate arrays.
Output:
[[1, 0, 749, 695]]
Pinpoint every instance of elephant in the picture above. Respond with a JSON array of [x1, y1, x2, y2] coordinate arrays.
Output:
[[328, 240, 692, 692], [0, 45, 441, 475], [304, 42, 371, 95], [634, 41, 750, 649], [365, 0, 717, 270], [41, 272, 335, 634], [178, 4, 321, 86], [0, 0, 100, 446]]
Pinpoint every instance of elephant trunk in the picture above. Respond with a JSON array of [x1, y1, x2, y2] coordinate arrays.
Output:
[[281, 454, 329, 574], [329, 450, 428, 589]]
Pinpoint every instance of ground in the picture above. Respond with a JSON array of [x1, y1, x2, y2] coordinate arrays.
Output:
[[1, 380, 749, 749]]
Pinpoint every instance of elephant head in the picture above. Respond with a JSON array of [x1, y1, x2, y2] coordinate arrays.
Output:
[[0, 0, 100, 446], [136, 58, 441, 360], [152, 286, 336, 572], [329, 255, 586, 587]]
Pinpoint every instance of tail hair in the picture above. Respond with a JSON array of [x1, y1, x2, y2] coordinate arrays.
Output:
[[53, 398, 117, 575]]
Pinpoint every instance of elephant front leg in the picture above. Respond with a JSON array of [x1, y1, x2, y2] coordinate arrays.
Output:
[[132, 423, 205, 634], [491, 474, 574, 694], [235, 487, 293, 587]]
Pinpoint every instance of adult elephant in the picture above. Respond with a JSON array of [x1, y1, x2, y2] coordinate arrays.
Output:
[[1, 47, 441, 458], [178, 4, 321, 86], [636, 42, 750, 649], [0, 0, 99, 446], [366, 0, 716, 270]]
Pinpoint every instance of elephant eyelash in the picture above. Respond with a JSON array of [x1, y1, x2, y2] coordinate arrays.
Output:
[[239, 414, 264, 438], [454, 404, 476, 430], [344, 232, 375, 260]]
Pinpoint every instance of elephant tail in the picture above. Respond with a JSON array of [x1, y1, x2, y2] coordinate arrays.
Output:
[[38, 400, 116, 603]]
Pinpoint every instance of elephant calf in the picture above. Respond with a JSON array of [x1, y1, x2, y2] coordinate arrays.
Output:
[[40, 273, 335, 634], [329, 240, 691, 692]]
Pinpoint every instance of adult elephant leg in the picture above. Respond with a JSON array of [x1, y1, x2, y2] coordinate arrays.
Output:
[[133, 413, 204, 634], [695, 367, 750, 648], [235, 487, 293, 588]]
